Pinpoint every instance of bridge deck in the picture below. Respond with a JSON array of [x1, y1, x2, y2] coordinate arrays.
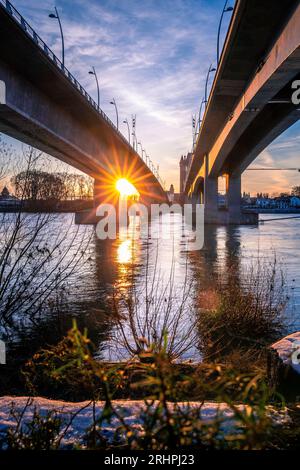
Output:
[[0, 0, 166, 202], [186, 0, 299, 191]]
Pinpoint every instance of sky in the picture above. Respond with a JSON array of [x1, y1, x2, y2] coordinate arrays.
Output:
[[2, 0, 300, 194]]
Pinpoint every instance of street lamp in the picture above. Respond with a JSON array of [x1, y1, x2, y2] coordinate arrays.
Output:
[[123, 119, 130, 144], [88, 66, 100, 108], [198, 97, 206, 128], [137, 142, 143, 156], [110, 98, 119, 130], [131, 132, 137, 151], [49, 7, 65, 66], [142, 149, 146, 161], [204, 63, 216, 108], [217, 1, 233, 65]]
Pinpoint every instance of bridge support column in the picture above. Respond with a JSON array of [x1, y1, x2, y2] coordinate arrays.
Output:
[[204, 176, 220, 224], [201, 154, 218, 223], [226, 174, 242, 224], [76, 179, 122, 225], [93, 178, 104, 208], [75, 179, 103, 224]]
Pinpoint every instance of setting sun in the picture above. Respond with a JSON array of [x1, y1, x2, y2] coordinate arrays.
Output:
[[116, 178, 138, 197]]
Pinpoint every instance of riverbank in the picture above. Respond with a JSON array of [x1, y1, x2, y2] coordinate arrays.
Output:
[[0, 395, 292, 450], [0, 200, 93, 213], [244, 208, 300, 214]]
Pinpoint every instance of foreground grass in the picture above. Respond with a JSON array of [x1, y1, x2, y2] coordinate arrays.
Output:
[[197, 256, 288, 367], [1, 253, 297, 450], [0, 321, 297, 450]]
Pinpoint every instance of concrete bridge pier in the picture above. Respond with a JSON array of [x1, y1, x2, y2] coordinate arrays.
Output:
[[199, 172, 257, 225], [75, 178, 118, 225], [204, 176, 220, 224], [226, 174, 242, 225], [226, 174, 258, 225]]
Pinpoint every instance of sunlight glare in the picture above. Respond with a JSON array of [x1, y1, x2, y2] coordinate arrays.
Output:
[[116, 178, 138, 197], [117, 239, 133, 264]]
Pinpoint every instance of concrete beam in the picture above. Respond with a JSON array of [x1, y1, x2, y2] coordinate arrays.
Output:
[[0, 80, 5, 104], [185, 0, 299, 192], [232, 108, 300, 176], [208, 3, 300, 177], [0, 7, 166, 204]]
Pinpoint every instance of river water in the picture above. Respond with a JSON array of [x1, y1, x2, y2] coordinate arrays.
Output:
[[5, 212, 300, 363]]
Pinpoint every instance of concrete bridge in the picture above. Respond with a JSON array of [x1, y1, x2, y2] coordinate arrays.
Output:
[[0, 0, 167, 221], [183, 0, 300, 224]]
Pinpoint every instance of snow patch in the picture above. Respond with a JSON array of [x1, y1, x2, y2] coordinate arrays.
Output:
[[272, 331, 300, 375], [0, 396, 289, 448]]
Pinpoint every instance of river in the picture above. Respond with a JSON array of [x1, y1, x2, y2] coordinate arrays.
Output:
[[4, 212, 300, 363]]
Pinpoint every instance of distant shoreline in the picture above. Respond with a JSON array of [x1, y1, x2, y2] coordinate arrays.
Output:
[[244, 208, 300, 214], [0, 200, 93, 213], [1, 207, 300, 215]]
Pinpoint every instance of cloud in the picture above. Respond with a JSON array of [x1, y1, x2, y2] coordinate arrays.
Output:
[[5, 0, 299, 194], [11, 0, 220, 190], [243, 120, 300, 195]]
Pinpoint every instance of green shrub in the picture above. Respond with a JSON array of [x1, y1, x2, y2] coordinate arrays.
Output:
[[197, 257, 287, 363], [23, 320, 103, 400], [1, 403, 62, 450]]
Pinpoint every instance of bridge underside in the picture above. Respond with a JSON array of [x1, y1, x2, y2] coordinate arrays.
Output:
[[0, 5, 166, 211], [188, 159, 257, 225], [185, 1, 300, 225]]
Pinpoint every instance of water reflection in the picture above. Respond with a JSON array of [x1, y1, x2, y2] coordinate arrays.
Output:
[[117, 239, 133, 265], [4, 213, 300, 365]]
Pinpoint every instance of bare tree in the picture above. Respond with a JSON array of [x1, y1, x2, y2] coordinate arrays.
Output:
[[0, 145, 92, 332], [63, 174, 93, 200], [109, 241, 198, 362], [0, 135, 13, 183]]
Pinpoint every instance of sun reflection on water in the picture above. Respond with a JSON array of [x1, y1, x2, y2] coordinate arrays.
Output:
[[117, 239, 133, 264]]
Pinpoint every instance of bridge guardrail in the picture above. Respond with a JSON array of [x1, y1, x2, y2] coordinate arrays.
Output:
[[0, 0, 165, 190]]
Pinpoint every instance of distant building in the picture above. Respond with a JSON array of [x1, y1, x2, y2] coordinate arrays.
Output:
[[0, 186, 21, 209], [218, 193, 227, 208], [255, 197, 274, 208], [290, 196, 300, 207], [179, 153, 193, 194], [242, 192, 252, 206], [274, 196, 291, 210], [167, 184, 175, 203], [242, 194, 300, 210]]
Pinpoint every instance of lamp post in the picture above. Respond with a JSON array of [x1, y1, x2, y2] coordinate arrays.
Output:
[[192, 114, 196, 149], [110, 98, 119, 130], [132, 133, 137, 151], [123, 119, 130, 144], [204, 63, 216, 108], [49, 7, 65, 66], [131, 115, 136, 150], [137, 142, 143, 156], [217, 1, 233, 65], [88, 67, 100, 108], [198, 97, 206, 129]]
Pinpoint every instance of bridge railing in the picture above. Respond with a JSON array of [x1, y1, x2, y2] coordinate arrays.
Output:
[[0, 0, 165, 190]]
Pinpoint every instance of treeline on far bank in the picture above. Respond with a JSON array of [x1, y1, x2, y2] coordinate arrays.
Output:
[[0, 199, 94, 213], [1, 168, 94, 212]]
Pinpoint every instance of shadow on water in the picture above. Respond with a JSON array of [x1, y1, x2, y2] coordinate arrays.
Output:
[[1, 214, 299, 393]]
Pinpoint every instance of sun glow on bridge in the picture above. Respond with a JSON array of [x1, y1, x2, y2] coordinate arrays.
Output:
[[116, 178, 139, 197]]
